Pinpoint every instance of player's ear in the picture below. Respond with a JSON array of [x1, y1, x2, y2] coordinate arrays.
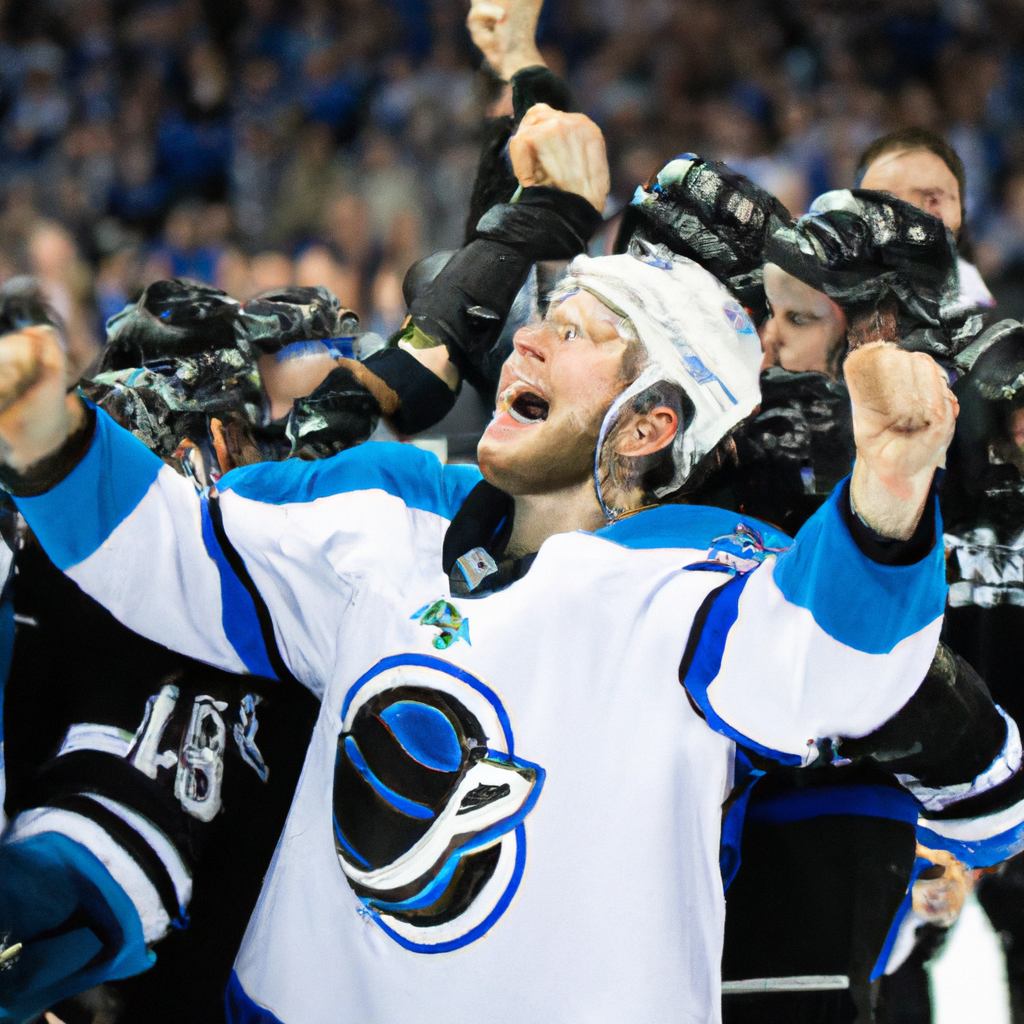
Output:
[[613, 405, 678, 458]]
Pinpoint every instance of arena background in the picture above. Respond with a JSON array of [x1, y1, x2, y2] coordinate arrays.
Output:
[[1, 0, 1022, 365], [0, 0, 1022, 1018]]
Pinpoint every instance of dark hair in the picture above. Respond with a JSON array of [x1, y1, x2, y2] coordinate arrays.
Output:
[[856, 128, 967, 226]]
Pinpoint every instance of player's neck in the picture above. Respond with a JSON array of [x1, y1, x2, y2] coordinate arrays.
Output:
[[507, 480, 606, 558]]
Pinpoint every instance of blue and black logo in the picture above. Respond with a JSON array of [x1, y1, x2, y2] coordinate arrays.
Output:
[[333, 654, 545, 952]]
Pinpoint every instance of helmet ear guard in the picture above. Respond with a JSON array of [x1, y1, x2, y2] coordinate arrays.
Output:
[[596, 376, 696, 517], [561, 249, 763, 521]]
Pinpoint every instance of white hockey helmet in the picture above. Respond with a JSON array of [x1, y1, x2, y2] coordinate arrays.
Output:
[[556, 247, 763, 519]]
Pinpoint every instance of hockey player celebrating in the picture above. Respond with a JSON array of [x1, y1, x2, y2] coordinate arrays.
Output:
[[0, 109, 1022, 1024]]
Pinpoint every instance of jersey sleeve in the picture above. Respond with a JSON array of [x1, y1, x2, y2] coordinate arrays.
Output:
[[682, 480, 1024, 866], [211, 437, 481, 688], [13, 408, 252, 678], [680, 478, 947, 766], [841, 644, 1024, 869], [12, 409, 481, 693]]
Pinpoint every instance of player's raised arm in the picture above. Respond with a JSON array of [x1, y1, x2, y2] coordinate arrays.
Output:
[[682, 345, 1024, 863], [845, 342, 958, 540], [681, 343, 953, 764], [0, 311, 489, 694], [0, 327, 281, 683], [400, 105, 607, 396], [466, 0, 545, 82]]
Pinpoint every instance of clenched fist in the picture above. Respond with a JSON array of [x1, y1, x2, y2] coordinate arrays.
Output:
[[846, 342, 958, 539], [509, 104, 610, 214], [466, 0, 544, 81], [0, 325, 83, 472]]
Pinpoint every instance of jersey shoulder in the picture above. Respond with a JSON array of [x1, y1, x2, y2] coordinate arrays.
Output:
[[218, 442, 483, 521], [594, 504, 791, 557]]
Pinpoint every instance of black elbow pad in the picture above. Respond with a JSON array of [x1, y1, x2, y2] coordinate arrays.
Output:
[[837, 643, 1007, 788]]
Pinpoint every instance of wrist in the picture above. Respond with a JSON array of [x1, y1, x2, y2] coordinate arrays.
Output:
[[502, 48, 545, 81], [475, 187, 604, 259], [0, 397, 94, 497], [0, 391, 86, 473], [850, 458, 932, 541]]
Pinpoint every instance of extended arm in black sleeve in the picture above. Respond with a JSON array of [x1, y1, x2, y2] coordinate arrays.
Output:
[[405, 186, 603, 399], [464, 66, 576, 245], [837, 643, 1007, 787], [824, 486, 1023, 862], [363, 183, 600, 430], [836, 643, 1024, 865]]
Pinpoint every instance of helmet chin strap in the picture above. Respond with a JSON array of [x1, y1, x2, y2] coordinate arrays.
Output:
[[594, 390, 629, 523]]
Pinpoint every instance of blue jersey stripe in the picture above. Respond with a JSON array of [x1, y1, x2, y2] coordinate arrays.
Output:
[[595, 503, 790, 552], [719, 750, 763, 890], [870, 856, 933, 981], [199, 496, 277, 679], [746, 783, 920, 826], [226, 972, 286, 1024], [219, 441, 483, 521], [917, 817, 1024, 868], [14, 408, 164, 571], [681, 574, 803, 766], [772, 480, 947, 655]]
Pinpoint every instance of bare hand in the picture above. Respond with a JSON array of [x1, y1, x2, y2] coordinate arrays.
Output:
[[0, 326, 83, 472], [466, 0, 544, 81], [847, 343, 958, 539], [509, 104, 610, 213]]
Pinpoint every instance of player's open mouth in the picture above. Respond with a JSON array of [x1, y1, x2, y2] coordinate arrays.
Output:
[[497, 382, 549, 424]]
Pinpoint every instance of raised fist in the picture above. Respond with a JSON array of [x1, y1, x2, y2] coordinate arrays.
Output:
[[509, 103, 610, 214], [846, 342, 958, 539], [466, 0, 544, 81], [0, 325, 83, 472]]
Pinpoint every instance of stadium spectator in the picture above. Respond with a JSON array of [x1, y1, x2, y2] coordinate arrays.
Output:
[[0, 0, 1022, 356]]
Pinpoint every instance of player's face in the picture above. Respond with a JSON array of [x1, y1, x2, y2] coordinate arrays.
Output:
[[860, 149, 962, 237], [760, 263, 848, 378], [478, 290, 635, 495]]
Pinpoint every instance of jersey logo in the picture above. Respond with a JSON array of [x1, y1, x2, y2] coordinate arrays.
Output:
[[723, 298, 757, 335], [333, 654, 545, 953], [707, 523, 790, 574], [412, 599, 471, 649]]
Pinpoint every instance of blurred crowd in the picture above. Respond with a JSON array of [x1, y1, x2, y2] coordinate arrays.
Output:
[[3, 2, 1024, 1022], [3, 0, 1024, 375]]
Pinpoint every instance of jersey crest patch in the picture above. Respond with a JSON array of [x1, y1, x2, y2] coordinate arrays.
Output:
[[412, 599, 471, 649], [707, 523, 790, 574], [333, 654, 545, 953]]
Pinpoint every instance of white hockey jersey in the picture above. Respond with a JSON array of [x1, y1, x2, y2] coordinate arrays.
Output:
[[12, 410, 972, 1024]]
